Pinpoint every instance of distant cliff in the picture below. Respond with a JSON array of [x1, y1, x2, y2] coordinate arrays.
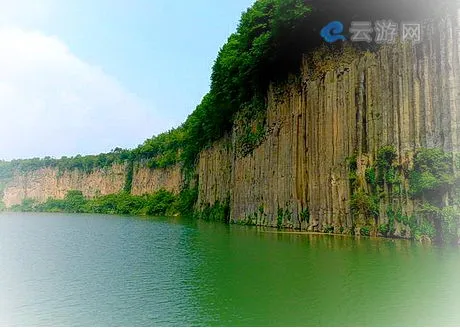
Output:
[[1, 163, 182, 208]]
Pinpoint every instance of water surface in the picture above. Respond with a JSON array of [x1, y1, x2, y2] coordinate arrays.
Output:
[[1, 212, 459, 326]]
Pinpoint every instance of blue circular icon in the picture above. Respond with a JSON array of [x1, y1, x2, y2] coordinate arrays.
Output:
[[321, 21, 347, 43]]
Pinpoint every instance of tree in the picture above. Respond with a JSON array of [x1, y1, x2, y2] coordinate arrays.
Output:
[[64, 190, 87, 213]]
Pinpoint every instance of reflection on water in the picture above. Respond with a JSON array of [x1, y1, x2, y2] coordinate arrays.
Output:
[[1, 212, 459, 326]]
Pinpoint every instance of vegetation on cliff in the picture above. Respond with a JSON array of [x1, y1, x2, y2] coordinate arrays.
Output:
[[348, 146, 459, 244], [0, 149, 132, 179]]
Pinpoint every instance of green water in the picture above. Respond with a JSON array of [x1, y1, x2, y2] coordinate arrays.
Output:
[[0, 212, 459, 326]]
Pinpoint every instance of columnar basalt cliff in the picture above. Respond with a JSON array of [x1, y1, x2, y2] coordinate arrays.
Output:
[[197, 14, 460, 236], [197, 138, 232, 209]]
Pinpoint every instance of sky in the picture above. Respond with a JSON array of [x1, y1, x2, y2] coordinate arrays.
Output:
[[0, 0, 255, 160]]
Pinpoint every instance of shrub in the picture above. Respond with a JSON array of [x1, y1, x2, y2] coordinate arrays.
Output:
[[124, 161, 134, 193], [11, 198, 37, 212], [365, 167, 377, 187], [197, 200, 230, 223], [413, 219, 436, 242], [378, 224, 390, 236], [360, 226, 371, 236], [350, 189, 379, 219], [173, 187, 198, 216], [409, 148, 454, 196], [277, 207, 284, 229], [299, 207, 310, 225], [376, 146, 397, 185], [144, 189, 177, 216], [62, 190, 87, 213], [440, 206, 460, 244]]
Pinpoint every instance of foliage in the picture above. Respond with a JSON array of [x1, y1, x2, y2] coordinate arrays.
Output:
[[272, 206, 293, 228], [347, 155, 358, 172], [0, 149, 132, 178], [62, 190, 87, 213], [35, 198, 67, 213], [124, 161, 134, 193], [413, 219, 436, 242], [360, 226, 371, 237], [350, 189, 379, 219], [133, 127, 185, 169], [377, 146, 397, 171], [386, 207, 410, 226], [143, 190, 177, 216], [10, 198, 37, 212], [259, 204, 265, 216], [388, 216, 396, 237], [235, 110, 267, 157], [365, 167, 377, 187], [439, 206, 460, 245], [173, 187, 199, 216], [85, 193, 144, 215], [347, 155, 359, 188], [243, 204, 268, 226], [349, 171, 358, 189], [0, 161, 14, 180], [409, 148, 454, 197], [376, 146, 397, 186], [414, 202, 459, 244], [196, 199, 230, 223], [378, 223, 390, 236], [299, 207, 310, 228], [277, 207, 284, 229], [13, 189, 181, 217]]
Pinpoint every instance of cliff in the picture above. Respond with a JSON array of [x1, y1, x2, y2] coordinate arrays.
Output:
[[131, 163, 182, 196], [197, 14, 460, 236], [1, 163, 182, 208], [2, 165, 126, 208]]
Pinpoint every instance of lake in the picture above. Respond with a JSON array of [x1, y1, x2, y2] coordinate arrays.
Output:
[[0, 212, 459, 326]]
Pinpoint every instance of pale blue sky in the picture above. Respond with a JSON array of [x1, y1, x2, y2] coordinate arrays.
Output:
[[0, 0, 254, 160]]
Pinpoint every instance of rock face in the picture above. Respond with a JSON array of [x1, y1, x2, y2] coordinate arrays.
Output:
[[197, 138, 232, 208], [2, 165, 127, 208], [131, 164, 182, 195], [1, 162, 183, 207], [197, 14, 460, 231]]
